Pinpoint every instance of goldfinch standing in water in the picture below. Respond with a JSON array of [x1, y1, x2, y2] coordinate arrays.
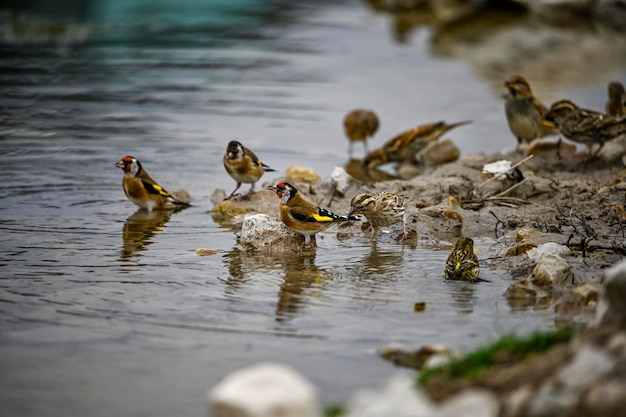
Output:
[[268, 182, 360, 247], [606, 81, 625, 117], [503, 75, 556, 148], [443, 236, 480, 282], [116, 155, 191, 210], [224, 140, 275, 200], [343, 109, 380, 157], [349, 191, 407, 242]]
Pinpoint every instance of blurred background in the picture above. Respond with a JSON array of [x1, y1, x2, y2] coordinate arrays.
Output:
[[1, 1, 625, 417]]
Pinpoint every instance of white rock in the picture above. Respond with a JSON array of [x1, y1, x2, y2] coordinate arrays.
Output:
[[556, 346, 614, 390], [239, 213, 303, 251], [343, 374, 435, 417], [526, 242, 572, 263], [208, 362, 319, 417], [482, 160, 512, 175], [597, 259, 626, 328], [526, 384, 579, 416], [531, 254, 572, 287], [434, 389, 499, 417], [330, 166, 357, 196]]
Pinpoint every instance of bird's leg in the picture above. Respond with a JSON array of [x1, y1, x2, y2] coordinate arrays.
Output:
[[224, 183, 242, 200], [588, 142, 605, 162], [348, 142, 354, 159], [399, 218, 407, 243], [367, 226, 377, 243], [363, 139, 369, 154], [240, 183, 256, 200]]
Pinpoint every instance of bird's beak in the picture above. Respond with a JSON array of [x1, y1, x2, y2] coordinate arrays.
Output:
[[115, 160, 124, 169], [348, 206, 357, 216], [503, 80, 513, 88], [267, 185, 278, 192], [542, 113, 557, 128]]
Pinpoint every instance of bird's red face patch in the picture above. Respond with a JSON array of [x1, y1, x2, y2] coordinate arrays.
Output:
[[116, 156, 135, 173]]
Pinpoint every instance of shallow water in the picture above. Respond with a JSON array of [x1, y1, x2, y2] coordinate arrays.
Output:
[[1, 1, 625, 416]]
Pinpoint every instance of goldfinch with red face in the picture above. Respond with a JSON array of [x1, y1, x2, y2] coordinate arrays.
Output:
[[362, 120, 470, 169], [116, 155, 191, 210], [343, 109, 380, 157], [267, 182, 360, 247], [224, 140, 276, 200]]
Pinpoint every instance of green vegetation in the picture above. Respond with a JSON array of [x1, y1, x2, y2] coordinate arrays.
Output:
[[324, 404, 345, 417], [418, 327, 574, 384]]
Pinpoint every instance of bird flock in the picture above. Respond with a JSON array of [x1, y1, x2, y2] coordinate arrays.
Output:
[[116, 78, 626, 282]]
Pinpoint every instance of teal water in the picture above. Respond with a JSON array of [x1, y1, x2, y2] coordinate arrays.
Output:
[[1, 1, 624, 416]]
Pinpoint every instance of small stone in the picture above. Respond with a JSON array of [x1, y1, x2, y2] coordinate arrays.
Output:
[[169, 189, 191, 204], [556, 346, 614, 389], [569, 282, 601, 306], [505, 279, 550, 301], [526, 242, 572, 263], [343, 374, 434, 417], [330, 167, 357, 196], [531, 254, 572, 287], [424, 138, 460, 165], [435, 389, 499, 417], [413, 302, 427, 311], [597, 259, 626, 328], [584, 380, 626, 415], [239, 214, 304, 252], [526, 383, 579, 416], [195, 248, 218, 256], [208, 362, 319, 417], [502, 386, 533, 417], [285, 165, 320, 184], [378, 344, 459, 369]]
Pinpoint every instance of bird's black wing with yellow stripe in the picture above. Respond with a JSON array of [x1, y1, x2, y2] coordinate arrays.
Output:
[[291, 207, 360, 223], [141, 179, 190, 206]]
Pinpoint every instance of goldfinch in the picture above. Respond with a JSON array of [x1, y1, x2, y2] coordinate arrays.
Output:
[[115, 155, 191, 210], [349, 191, 407, 242], [544, 99, 626, 160], [267, 182, 360, 247], [443, 236, 480, 282], [504, 75, 557, 147], [223, 140, 275, 200], [606, 81, 625, 117], [343, 109, 380, 157], [362, 120, 470, 169]]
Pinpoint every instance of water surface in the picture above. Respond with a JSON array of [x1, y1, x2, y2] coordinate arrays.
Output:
[[1, 1, 624, 416]]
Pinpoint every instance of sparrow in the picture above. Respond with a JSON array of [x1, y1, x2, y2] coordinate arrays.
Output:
[[362, 120, 471, 169], [115, 155, 191, 210], [343, 109, 380, 157], [605, 81, 625, 117], [503, 75, 557, 148], [442, 236, 480, 282], [348, 191, 407, 242], [267, 182, 360, 247], [543, 99, 626, 159], [223, 140, 276, 200]]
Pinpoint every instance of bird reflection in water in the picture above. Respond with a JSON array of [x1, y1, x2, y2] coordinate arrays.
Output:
[[275, 251, 328, 323], [120, 208, 184, 263], [360, 242, 405, 280], [222, 249, 328, 323], [446, 281, 478, 315]]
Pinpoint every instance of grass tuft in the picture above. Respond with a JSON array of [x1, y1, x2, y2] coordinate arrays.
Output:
[[418, 327, 574, 384]]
